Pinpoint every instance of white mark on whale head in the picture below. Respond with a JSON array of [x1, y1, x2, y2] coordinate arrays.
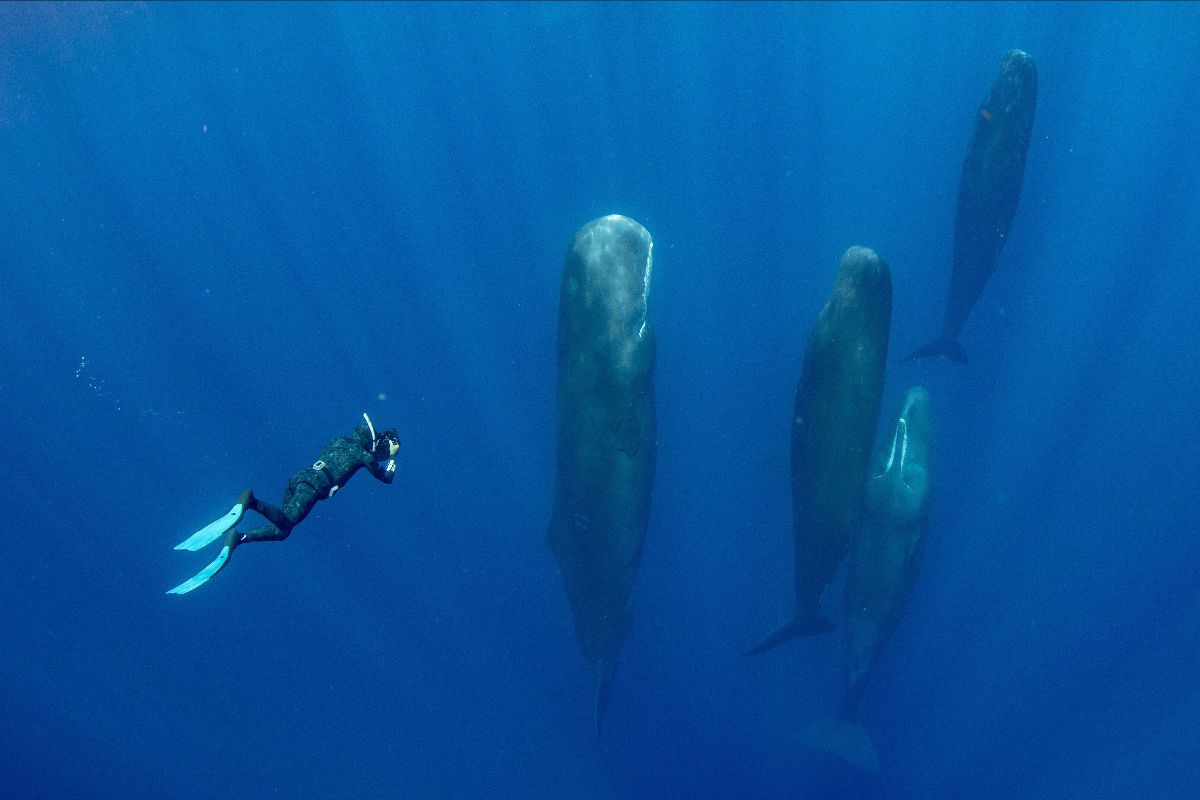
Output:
[[588, 215, 652, 342], [882, 418, 908, 473], [639, 236, 653, 339]]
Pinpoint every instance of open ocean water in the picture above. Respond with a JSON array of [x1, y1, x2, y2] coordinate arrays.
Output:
[[2, 2, 1198, 798]]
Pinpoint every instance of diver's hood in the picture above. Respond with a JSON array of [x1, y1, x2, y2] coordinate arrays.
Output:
[[354, 422, 375, 451]]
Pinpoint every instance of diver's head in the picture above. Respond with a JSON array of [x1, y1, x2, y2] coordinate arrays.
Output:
[[373, 428, 400, 460]]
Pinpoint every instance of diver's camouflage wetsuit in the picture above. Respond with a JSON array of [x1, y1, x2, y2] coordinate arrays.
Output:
[[241, 422, 395, 543]]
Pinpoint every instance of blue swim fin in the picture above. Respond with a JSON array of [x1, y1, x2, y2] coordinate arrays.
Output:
[[173, 490, 251, 551], [166, 545, 233, 595]]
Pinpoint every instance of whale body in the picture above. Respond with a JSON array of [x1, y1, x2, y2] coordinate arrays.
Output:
[[751, 246, 891, 654], [844, 386, 934, 712], [547, 214, 656, 732], [905, 50, 1038, 363]]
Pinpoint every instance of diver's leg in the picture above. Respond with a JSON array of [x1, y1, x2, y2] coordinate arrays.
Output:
[[279, 480, 320, 529], [238, 480, 319, 543], [239, 523, 290, 543], [252, 497, 292, 532], [250, 472, 306, 531]]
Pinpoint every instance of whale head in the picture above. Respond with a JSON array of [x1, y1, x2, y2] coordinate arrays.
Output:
[[828, 246, 892, 327], [564, 215, 653, 337], [986, 49, 1038, 123], [558, 214, 655, 380]]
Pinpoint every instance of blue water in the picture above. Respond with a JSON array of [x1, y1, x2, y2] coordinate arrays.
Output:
[[3, 2, 1198, 798]]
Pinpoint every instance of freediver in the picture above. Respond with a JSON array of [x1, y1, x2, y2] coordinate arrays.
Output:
[[167, 413, 400, 595]]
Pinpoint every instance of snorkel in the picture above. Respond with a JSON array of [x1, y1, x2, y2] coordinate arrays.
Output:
[[363, 412, 399, 464], [363, 411, 378, 452]]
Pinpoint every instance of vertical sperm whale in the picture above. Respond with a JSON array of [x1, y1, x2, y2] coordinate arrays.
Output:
[[904, 50, 1038, 363], [547, 214, 656, 733], [750, 247, 891, 654], [844, 386, 934, 713]]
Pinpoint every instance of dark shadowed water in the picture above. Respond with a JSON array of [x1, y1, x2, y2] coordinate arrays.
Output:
[[3, 2, 1198, 798]]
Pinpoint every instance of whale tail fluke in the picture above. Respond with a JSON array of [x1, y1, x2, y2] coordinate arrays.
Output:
[[799, 718, 881, 775], [595, 658, 618, 735], [746, 609, 834, 655], [900, 337, 968, 364]]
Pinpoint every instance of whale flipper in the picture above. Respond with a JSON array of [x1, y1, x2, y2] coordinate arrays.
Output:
[[595, 659, 618, 735], [900, 337, 969, 364], [799, 718, 881, 775], [747, 609, 834, 655]]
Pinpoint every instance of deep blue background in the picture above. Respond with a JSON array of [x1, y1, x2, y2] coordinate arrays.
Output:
[[3, 2, 1198, 798]]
